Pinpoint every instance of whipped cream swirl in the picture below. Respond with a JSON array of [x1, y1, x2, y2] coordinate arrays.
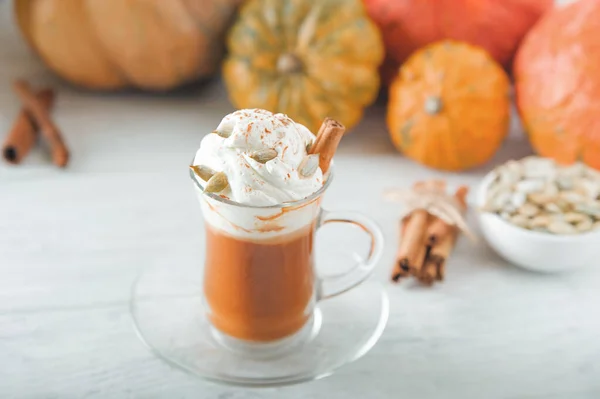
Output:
[[192, 109, 323, 206]]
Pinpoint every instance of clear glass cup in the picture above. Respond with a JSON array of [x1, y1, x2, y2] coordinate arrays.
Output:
[[190, 169, 384, 355]]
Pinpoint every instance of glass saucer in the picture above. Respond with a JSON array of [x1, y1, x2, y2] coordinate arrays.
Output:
[[130, 261, 389, 387]]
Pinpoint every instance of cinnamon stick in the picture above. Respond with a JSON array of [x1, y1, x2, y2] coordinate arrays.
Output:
[[315, 117, 333, 139], [428, 230, 458, 280], [395, 209, 429, 273], [436, 257, 445, 281], [419, 256, 438, 285], [426, 185, 469, 246], [12, 80, 69, 167], [391, 218, 411, 281], [2, 89, 54, 164], [426, 220, 453, 246], [308, 118, 345, 174]]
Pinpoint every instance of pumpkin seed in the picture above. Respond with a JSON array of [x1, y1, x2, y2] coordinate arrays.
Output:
[[504, 204, 518, 214], [298, 154, 319, 178], [575, 178, 600, 199], [576, 217, 594, 232], [510, 192, 527, 208], [559, 163, 585, 178], [530, 214, 551, 228], [528, 192, 554, 206], [248, 148, 278, 164], [585, 167, 600, 181], [559, 191, 585, 203], [574, 203, 600, 218], [556, 176, 574, 190], [509, 214, 530, 228], [485, 190, 511, 212], [543, 182, 560, 197], [556, 199, 572, 212], [563, 212, 588, 224], [190, 165, 216, 182], [522, 157, 555, 179], [212, 129, 231, 138], [498, 161, 522, 185], [518, 203, 540, 217], [547, 220, 576, 235], [515, 179, 545, 194], [204, 172, 229, 193], [485, 181, 503, 202], [544, 203, 562, 213]]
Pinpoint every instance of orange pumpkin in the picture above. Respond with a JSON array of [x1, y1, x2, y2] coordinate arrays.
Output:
[[364, 0, 552, 78], [15, 0, 240, 90], [387, 41, 510, 171], [222, 0, 384, 133], [514, 0, 600, 170]]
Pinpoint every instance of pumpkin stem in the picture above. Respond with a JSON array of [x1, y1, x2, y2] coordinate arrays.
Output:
[[424, 96, 443, 115], [277, 53, 303, 74]]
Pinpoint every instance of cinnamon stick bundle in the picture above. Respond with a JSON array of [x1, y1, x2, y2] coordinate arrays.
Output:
[[391, 181, 469, 285], [2, 89, 54, 164], [12, 80, 69, 167]]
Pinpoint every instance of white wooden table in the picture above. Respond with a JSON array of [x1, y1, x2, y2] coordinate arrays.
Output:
[[1, 3, 599, 398]]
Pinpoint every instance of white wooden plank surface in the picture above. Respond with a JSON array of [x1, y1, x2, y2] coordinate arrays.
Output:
[[1, 2, 599, 398]]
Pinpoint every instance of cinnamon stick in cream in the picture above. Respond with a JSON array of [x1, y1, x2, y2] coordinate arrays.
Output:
[[309, 118, 345, 174]]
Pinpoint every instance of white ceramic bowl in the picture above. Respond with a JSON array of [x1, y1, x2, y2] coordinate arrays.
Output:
[[475, 170, 600, 273]]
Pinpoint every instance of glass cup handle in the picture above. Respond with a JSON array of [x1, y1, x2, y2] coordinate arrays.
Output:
[[316, 209, 384, 300]]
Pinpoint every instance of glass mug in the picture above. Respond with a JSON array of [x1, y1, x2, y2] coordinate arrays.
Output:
[[191, 170, 384, 354]]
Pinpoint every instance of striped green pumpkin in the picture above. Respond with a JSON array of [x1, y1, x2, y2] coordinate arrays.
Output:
[[223, 0, 384, 133]]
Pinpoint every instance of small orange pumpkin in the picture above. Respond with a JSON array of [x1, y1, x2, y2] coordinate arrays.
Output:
[[514, 0, 600, 170], [387, 41, 510, 171]]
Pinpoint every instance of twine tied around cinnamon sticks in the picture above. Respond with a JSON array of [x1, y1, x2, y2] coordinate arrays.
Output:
[[385, 180, 475, 285]]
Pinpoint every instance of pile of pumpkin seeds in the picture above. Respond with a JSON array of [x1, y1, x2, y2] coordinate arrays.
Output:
[[482, 156, 600, 234]]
